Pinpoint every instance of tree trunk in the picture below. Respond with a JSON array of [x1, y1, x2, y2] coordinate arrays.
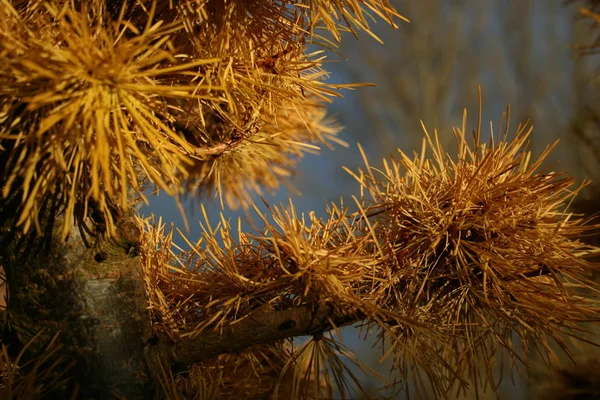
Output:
[[3, 219, 156, 399]]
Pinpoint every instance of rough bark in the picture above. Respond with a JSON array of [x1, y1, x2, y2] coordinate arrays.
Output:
[[3, 219, 156, 399], [72, 252, 154, 398]]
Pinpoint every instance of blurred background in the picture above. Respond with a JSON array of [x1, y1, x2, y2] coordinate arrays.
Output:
[[142, 0, 600, 398]]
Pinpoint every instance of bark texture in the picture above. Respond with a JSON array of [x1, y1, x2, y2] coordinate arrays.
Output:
[[3, 220, 155, 399]]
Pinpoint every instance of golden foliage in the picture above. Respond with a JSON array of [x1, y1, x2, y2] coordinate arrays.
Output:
[[184, 88, 346, 210], [272, 334, 383, 399], [0, 0, 405, 238], [184, 342, 294, 399], [0, 1, 220, 237], [139, 105, 600, 398], [348, 105, 600, 396]]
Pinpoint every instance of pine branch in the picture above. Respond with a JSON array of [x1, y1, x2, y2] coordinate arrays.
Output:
[[139, 105, 600, 396], [167, 303, 361, 371]]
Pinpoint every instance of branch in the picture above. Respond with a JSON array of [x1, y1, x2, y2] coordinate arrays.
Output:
[[168, 304, 361, 371], [190, 139, 243, 157]]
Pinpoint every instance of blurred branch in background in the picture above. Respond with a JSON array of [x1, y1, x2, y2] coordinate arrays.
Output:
[[567, 0, 600, 230], [344, 0, 483, 152], [339, 0, 598, 163], [569, 0, 600, 54]]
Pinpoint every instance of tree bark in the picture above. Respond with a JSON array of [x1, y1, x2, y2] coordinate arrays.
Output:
[[3, 219, 156, 399], [169, 304, 361, 372], [71, 251, 155, 398]]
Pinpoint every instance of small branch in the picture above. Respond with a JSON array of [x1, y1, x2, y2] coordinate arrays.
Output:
[[189, 123, 260, 158], [190, 140, 239, 157], [168, 304, 360, 371]]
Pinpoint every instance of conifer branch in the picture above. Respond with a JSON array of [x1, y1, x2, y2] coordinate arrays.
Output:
[[168, 303, 360, 371]]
